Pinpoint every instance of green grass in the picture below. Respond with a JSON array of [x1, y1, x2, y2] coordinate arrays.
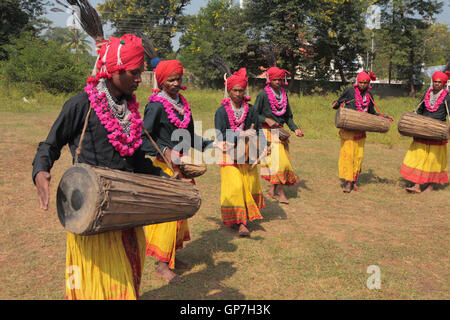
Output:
[[0, 85, 448, 300]]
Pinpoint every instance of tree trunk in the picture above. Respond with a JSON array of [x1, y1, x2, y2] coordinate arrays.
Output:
[[409, 73, 416, 97]]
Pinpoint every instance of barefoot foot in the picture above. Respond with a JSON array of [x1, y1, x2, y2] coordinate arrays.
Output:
[[156, 262, 184, 284]]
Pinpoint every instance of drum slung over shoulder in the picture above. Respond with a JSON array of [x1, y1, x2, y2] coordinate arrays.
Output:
[[335, 107, 391, 133], [57, 164, 201, 236]]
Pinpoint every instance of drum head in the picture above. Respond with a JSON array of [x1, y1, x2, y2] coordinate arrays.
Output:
[[57, 165, 101, 235]]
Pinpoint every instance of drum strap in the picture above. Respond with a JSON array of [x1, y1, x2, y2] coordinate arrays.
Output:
[[76, 105, 179, 179], [413, 100, 424, 114], [368, 95, 385, 117], [75, 106, 93, 164], [445, 99, 449, 121]]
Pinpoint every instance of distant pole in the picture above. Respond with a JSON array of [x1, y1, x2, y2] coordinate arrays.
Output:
[[239, 0, 244, 9], [370, 31, 374, 72]]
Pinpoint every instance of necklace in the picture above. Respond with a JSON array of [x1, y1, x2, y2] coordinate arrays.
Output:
[[85, 76, 143, 157]]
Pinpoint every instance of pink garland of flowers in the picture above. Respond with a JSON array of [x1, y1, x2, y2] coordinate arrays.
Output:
[[85, 76, 143, 157], [265, 85, 287, 116], [424, 88, 449, 112], [149, 92, 192, 129], [221, 97, 251, 131], [353, 84, 371, 112]]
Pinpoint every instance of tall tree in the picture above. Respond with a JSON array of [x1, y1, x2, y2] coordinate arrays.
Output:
[[309, 0, 370, 82], [0, 0, 49, 59], [376, 0, 443, 97], [178, 0, 251, 85], [98, 0, 191, 58], [245, 0, 315, 89]]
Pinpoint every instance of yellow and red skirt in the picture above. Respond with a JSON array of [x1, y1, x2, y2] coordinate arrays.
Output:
[[338, 129, 366, 182], [220, 163, 265, 226], [65, 227, 146, 300], [260, 125, 299, 185], [143, 158, 191, 270], [400, 138, 448, 184]]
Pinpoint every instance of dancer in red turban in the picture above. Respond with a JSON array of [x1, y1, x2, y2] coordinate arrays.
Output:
[[400, 71, 450, 193], [141, 60, 213, 283], [33, 34, 164, 299], [333, 71, 394, 193], [254, 66, 304, 204], [214, 68, 266, 237]]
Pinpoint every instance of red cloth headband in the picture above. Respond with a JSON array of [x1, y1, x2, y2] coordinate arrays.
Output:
[[357, 71, 376, 83], [267, 67, 290, 82], [226, 68, 248, 92], [432, 71, 450, 85], [96, 34, 144, 77], [154, 60, 184, 87]]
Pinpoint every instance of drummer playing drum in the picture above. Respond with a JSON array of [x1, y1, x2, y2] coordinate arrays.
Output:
[[400, 71, 450, 193], [32, 34, 164, 299], [333, 71, 394, 193]]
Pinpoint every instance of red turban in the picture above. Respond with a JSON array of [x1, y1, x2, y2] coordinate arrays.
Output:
[[154, 60, 184, 87], [357, 71, 376, 83], [96, 34, 144, 77], [226, 68, 248, 92], [432, 71, 450, 85], [267, 67, 290, 82]]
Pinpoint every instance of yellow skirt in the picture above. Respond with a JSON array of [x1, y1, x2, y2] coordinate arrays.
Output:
[[260, 128, 299, 185], [65, 227, 146, 300], [338, 129, 366, 182], [400, 138, 448, 184], [143, 158, 190, 270], [220, 164, 264, 226]]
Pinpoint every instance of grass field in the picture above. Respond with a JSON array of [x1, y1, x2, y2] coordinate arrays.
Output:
[[0, 84, 449, 300]]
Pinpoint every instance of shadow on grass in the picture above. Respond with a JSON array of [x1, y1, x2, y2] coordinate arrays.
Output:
[[357, 169, 396, 186], [141, 217, 245, 300]]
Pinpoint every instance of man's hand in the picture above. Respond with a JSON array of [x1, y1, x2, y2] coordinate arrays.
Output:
[[294, 129, 304, 137], [383, 115, 395, 123], [265, 118, 278, 128], [35, 171, 51, 210], [239, 128, 257, 137]]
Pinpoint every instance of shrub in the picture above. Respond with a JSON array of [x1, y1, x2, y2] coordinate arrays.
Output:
[[0, 32, 92, 93]]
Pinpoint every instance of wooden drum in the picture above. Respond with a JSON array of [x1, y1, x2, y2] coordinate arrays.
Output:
[[335, 107, 391, 133], [398, 112, 450, 141], [56, 164, 201, 236], [179, 162, 207, 179], [278, 127, 291, 141]]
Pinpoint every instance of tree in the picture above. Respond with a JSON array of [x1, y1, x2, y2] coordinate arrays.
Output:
[[376, 0, 443, 97], [1, 32, 92, 93], [98, 0, 191, 58], [308, 0, 370, 82], [422, 23, 450, 67], [245, 0, 315, 89], [0, 0, 49, 59], [178, 0, 252, 85], [44, 27, 93, 56]]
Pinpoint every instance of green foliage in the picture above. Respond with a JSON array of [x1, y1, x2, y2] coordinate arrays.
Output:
[[44, 27, 93, 56], [98, 0, 191, 58], [0, 32, 92, 93], [422, 23, 450, 67], [245, 0, 315, 83], [374, 0, 443, 96], [0, 0, 49, 59], [309, 0, 370, 82], [178, 0, 251, 85]]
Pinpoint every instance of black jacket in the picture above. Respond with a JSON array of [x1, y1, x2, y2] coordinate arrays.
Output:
[[32, 92, 163, 183]]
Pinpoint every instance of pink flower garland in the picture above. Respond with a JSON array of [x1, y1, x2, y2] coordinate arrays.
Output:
[[424, 88, 449, 112], [149, 92, 192, 129], [265, 85, 287, 116], [85, 76, 143, 157], [221, 98, 250, 131], [354, 84, 371, 112]]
